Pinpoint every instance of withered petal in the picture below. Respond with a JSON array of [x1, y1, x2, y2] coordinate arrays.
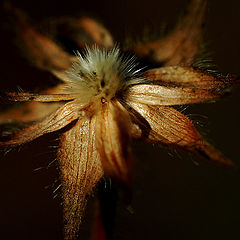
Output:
[[0, 100, 82, 147], [144, 66, 236, 90], [124, 84, 222, 106], [128, 102, 233, 168], [58, 117, 103, 240], [51, 16, 114, 49], [0, 102, 63, 124], [0, 84, 66, 124], [6, 4, 74, 71], [4, 92, 74, 102], [95, 101, 133, 184], [133, 0, 207, 65], [19, 27, 73, 71]]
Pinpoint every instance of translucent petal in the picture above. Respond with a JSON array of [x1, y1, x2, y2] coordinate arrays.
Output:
[[129, 102, 233, 168], [58, 117, 103, 239], [144, 66, 235, 90], [4, 92, 74, 102], [95, 101, 133, 184], [0, 84, 66, 124], [0, 100, 82, 146], [124, 84, 222, 106]]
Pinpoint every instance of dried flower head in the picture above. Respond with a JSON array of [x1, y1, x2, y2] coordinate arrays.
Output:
[[0, 1, 239, 239]]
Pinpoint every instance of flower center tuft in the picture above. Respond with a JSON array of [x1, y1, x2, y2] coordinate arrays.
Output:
[[65, 46, 142, 105]]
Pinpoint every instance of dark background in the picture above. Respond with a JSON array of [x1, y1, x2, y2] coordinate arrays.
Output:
[[0, 0, 240, 239]]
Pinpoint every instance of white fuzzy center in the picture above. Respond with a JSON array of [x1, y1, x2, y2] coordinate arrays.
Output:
[[65, 46, 141, 105]]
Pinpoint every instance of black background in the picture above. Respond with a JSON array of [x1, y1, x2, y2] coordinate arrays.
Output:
[[0, 0, 240, 239]]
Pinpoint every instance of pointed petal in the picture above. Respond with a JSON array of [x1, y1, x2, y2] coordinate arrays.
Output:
[[124, 84, 222, 106], [51, 16, 114, 49], [5, 4, 73, 71], [95, 101, 132, 184], [128, 102, 233, 168], [133, 0, 207, 65], [4, 92, 74, 102], [144, 66, 236, 90], [18, 26, 72, 71], [0, 84, 67, 124], [0, 102, 63, 124], [58, 117, 103, 240], [0, 100, 82, 147], [3, 93, 74, 102]]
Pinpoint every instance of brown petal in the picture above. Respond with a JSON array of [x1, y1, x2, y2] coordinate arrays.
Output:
[[124, 84, 222, 106], [133, 0, 207, 65], [51, 17, 114, 49], [4, 92, 74, 102], [144, 66, 236, 90], [0, 100, 82, 146], [128, 102, 233, 168], [95, 101, 132, 184], [58, 117, 103, 240], [5, 4, 73, 71], [0, 102, 63, 124], [0, 84, 67, 124]]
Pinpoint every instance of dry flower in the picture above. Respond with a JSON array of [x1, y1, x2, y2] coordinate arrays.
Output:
[[0, 0, 238, 239]]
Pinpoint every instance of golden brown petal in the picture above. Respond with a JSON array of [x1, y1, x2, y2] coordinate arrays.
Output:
[[128, 102, 233, 168], [124, 84, 222, 106], [144, 66, 235, 90], [58, 117, 103, 240], [95, 101, 133, 184], [0, 100, 82, 147], [133, 0, 207, 65], [5, 4, 73, 71], [0, 84, 66, 124], [52, 16, 114, 49]]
